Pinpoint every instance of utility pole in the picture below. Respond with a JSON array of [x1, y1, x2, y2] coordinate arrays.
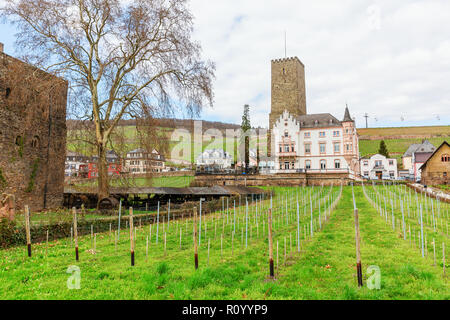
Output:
[[364, 113, 369, 129]]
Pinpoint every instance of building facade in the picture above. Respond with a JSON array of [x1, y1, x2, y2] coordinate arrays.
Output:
[[0, 43, 67, 210], [402, 140, 436, 179], [196, 149, 232, 170], [269, 56, 360, 175], [420, 141, 449, 185], [124, 148, 166, 174], [272, 108, 360, 174], [65, 151, 89, 177], [360, 154, 398, 180], [80, 150, 121, 179]]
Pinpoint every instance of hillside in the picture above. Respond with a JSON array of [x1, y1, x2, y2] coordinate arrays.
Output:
[[67, 121, 449, 167]]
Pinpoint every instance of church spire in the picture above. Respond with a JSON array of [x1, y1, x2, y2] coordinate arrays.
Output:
[[343, 104, 353, 122]]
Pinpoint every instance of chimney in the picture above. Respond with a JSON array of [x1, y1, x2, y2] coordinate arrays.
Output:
[[0, 42, 3, 53]]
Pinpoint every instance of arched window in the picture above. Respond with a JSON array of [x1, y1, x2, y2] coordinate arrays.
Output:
[[31, 136, 40, 148], [442, 154, 449, 162], [320, 160, 326, 170], [5, 88, 11, 99]]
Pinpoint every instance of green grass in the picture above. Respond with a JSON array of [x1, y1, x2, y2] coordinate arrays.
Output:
[[0, 186, 448, 299], [359, 137, 449, 162]]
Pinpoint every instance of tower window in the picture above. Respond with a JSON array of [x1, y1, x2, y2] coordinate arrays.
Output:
[[5, 88, 11, 99]]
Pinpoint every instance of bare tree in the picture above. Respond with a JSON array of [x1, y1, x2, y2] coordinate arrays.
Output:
[[1, 0, 215, 203]]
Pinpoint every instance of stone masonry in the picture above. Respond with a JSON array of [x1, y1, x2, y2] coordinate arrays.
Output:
[[268, 57, 307, 156], [0, 44, 68, 211]]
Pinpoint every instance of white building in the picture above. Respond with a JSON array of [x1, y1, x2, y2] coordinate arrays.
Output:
[[124, 148, 165, 174], [65, 151, 89, 177], [272, 107, 360, 175], [196, 149, 232, 169], [360, 154, 398, 180]]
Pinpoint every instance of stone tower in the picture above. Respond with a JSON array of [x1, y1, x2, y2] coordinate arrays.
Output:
[[268, 57, 306, 156]]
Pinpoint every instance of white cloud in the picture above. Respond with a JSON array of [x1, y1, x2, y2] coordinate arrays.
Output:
[[190, 0, 450, 128]]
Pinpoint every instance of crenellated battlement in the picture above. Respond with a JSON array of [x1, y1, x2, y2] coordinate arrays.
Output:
[[271, 56, 304, 67]]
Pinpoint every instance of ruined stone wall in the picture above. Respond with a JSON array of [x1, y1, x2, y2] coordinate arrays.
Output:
[[0, 50, 67, 211]]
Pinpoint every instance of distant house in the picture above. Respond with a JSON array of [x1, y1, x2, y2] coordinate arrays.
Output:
[[360, 154, 398, 180], [65, 151, 89, 177], [236, 148, 258, 168], [80, 150, 121, 179], [402, 140, 436, 180], [419, 141, 450, 186], [196, 149, 232, 169], [124, 148, 166, 174]]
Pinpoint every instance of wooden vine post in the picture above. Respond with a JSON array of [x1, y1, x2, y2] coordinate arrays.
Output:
[[268, 208, 274, 278], [24, 205, 32, 257], [73, 207, 79, 261], [352, 187, 363, 287], [193, 207, 199, 270], [130, 207, 135, 266]]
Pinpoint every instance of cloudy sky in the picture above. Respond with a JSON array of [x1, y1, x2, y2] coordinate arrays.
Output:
[[1, 0, 450, 129]]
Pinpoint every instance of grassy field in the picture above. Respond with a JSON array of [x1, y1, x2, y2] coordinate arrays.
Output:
[[357, 126, 450, 138], [359, 137, 449, 162], [0, 185, 448, 300]]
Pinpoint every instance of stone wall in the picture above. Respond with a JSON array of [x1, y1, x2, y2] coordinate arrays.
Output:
[[0, 49, 67, 211], [193, 172, 351, 187]]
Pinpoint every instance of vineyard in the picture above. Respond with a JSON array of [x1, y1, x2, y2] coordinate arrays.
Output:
[[0, 185, 448, 300]]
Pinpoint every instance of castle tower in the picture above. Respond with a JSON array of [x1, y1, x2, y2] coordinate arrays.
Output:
[[342, 106, 360, 175], [268, 57, 306, 156]]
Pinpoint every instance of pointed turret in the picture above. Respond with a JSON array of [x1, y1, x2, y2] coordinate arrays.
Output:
[[343, 105, 353, 122]]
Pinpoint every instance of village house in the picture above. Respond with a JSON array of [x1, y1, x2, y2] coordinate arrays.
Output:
[[419, 141, 449, 186], [402, 140, 436, 180], [124, 148, 166, 174], [65, 151, 90, 177], [79, 150, 121, 179], [196, 149, 232, 170], [360, 154, 398, 180]]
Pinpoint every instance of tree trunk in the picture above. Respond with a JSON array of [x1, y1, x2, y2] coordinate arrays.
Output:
[[97, 143, 109, 207], [245, 136, 249, 173]]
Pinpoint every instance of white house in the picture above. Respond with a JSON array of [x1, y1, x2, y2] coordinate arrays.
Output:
[[271, 107, 360, 175], [196, 149, 232, 169], [65, 151, 89, 177], [360, 154, 398, 180]]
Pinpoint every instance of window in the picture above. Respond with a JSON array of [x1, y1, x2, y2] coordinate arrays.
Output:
[[5, 88, 11, 99], [305, 144, 311, 154], [280, 163, 283, 170], [346, 129, 349, 133], [284, 145, 290, 153], [320, 160, 326, 170], [284, 130, 289, 137], [364, 171, 369, 176], [305, 160, 311, 169], [444, 172, 447, 177], [319, 131, 326, 138], [389, 171, 395, 178], [335, 159, 341, 169], [389, 160, 394, 166], [304, 132, 310, 138], [442, 154, 449, 162], [346, 143, 353, 152], [284, 162, 290, 170], [334, 143, 340, 153], [279, 146, 282, 153], [333, 131, 340, 137], [320, 143, 326, 154], [31, 136, 40, 148], [375, 160, 382, 167], [291, 145, 295, 152], [363, 160, 369, 166]]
